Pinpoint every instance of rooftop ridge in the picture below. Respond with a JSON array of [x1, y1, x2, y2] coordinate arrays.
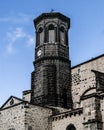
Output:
[[71, 54, 104, 69]]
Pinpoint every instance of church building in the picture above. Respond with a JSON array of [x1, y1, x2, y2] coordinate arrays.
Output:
[[0, 12, 104, 130]]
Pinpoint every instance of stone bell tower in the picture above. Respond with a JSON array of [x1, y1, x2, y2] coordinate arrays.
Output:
[[31, 12, 72, 109]]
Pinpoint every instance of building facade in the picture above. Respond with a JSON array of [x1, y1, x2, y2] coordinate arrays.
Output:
[[0, 12, 104, 130]]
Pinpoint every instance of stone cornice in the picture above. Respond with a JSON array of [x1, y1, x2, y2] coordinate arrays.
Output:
[[83, 119, 103, 125], [81, 92, 102, 100], [52, 108, 83, 121], [34, 12, 70, 28], [34, 56, 70, 64]]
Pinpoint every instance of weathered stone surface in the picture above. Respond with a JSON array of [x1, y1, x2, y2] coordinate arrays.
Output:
[[71, 55, 104, 109], [0, 103, 52, 130], [31, 12, 72, 108], [0, 104, 25, 130]]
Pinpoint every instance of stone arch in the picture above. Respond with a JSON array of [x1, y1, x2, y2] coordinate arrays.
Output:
[[48, 24, 54, 29], [60, 26, 65, 32], [45, 21, 58, 43], [60, 25, 68, 45], [38, 27, 44, 44], [45, 21, 58, 27], [59, 23, 67, 30], [80, 87, 96, 100], [36, 25, 44, 46], [66, 124, 76, 130], [36, 23, 44, 30], [45, 24, 55, 43], [38, 27, 43, 33], [60, 26, 65, 44]]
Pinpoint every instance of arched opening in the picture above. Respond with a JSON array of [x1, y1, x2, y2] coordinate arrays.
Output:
[[60, 26, 65, 44], [66, 124, 76, 130], [48, 24, 55, 43], [60, 26, 68, 45], [36, 27, 44, 46], [38, 27, 44, 45]]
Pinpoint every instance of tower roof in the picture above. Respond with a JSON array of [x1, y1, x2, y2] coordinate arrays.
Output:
[[34, 12, 70, 28]]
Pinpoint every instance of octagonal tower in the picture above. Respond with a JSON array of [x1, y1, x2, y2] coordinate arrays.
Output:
[[31, 12, 72, 109]]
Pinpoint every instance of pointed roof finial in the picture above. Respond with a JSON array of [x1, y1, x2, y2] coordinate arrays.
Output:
[[51, 9, 54, 13]]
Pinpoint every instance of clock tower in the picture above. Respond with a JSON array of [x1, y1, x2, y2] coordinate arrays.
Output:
[[31, 12, 72, 109]]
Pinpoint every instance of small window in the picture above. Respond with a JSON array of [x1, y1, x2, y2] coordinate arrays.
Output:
[[10, 99, 14, 105]]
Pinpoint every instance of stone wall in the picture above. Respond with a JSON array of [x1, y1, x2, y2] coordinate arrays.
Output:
[[52, 110, 83, 130], [0, 104, 25, 130], [0, 103, 52, 130], [82, 95, 103, 130], [82, 96, 101, 123], [23, 90, 31, 102], [71, 55, 104, 108], [25, 104, 52, 130], [100, 95, 104, 129]]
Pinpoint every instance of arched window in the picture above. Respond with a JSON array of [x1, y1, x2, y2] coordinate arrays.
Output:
[[36, 27, 43, 46], [38, 27, 44, 44], [48, 24, 55, 43], [66, 124, 76, 130], [60, 26, 65, 44]]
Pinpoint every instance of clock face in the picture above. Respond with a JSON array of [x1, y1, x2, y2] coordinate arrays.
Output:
[[37, 50, 42, 56]]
